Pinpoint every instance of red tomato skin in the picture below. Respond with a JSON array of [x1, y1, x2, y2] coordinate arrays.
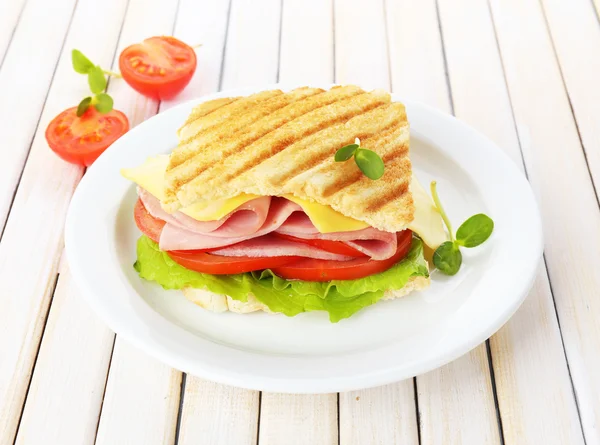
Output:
[[119, 36, 197, 100], [167, 250, 302, 275], [272, 233, 367, 257], [134, 199, 165, 243], [271, 231, 413, 282], [45, 107, 129, 167]]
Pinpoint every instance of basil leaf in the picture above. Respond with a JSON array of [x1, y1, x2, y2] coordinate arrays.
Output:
[[94, 93, 113, 113], [354, 148, 384, 180], [72, 49, 94, 74], [335, 144, 358, 161], [456, 213, 494, 247], [88, 66, 107, 94], [433, 241, 462, 275], [76, 97, 92, 117]]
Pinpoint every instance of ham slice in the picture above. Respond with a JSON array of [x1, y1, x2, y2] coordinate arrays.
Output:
[[212, 234, 353, 261], [140, 188, 399, 261], [159, 198, 303, 251], [139, 188, 271, 237], [276, 219, 397, 261]]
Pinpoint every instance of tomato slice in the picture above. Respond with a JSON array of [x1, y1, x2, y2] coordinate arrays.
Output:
[[272, 231, 413, 281], [45, 106, 129, 166], [273, 232, 366, 257], [168, 250, 302, 275], [134, 199, 165, 243], [119, 36, 197, 100]]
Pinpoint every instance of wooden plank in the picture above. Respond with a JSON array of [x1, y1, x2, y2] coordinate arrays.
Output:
[[95, 342, 181, 445], [0, 0, 27, 65], [492, 275, 585, 445], [252, 3, 338, 445], [489, 0, 600, 443], [8, 0, 130, 440], [0, 0, 132, 441], [279, 0, 333, 84], [0, 0, 77, 231], [220, 0, 281, 89], [178, 380, 259, 445], [259, 393, 337, 445], [437, 0, 586, 443], [161, 0, 231, 108], [167, 1, 262, 441], [385, 1, 502, 443], [334, 0, 389, 90], [332, 2, 418, 443], [540, 0, 600, 225], [541, 0, 600, 432], [387, 1, 500, 444], [90, 0, 184, 443], [175, 1, 275, 443], [385, 0, 450, 109], [340, 384, 419, 445], [418, 348, 500, 444], [14, 267, 115, 445]]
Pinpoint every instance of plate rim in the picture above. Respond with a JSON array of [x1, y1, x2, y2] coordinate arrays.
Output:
[[65, 83, 543, 393]]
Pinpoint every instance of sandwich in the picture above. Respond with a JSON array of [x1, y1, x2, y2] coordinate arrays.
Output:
[[122, 85, 447, 322]]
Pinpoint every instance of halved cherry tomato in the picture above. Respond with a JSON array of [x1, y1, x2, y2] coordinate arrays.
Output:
[[167, 250, 302, 275], [46, 106, 129, 166], [134, 199, 165, 243], [119, 36, 196, 100], [272, 231, 413, 281], [273, 233, 366, 257]]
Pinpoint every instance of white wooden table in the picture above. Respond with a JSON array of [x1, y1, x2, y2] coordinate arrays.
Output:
[[1, 0, 599, 443]]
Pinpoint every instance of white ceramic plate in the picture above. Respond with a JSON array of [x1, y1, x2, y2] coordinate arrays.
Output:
[[65, 84, 543, 393]]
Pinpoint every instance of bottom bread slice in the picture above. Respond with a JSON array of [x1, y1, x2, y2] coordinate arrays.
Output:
[[182, 275, 430, 315]]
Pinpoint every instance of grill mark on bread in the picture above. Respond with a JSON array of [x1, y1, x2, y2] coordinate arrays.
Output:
[[172, 87, 361, 169], [162, 87, 415, 232], [170, 88, 323, 169], [180, 97, 238, 129], [166, 90, 363, 192], [178, 90, 301, 147], [381, 143, 409, 164], [166, 86, 367, 193], [366, 179, 411, 212], [220, 100, 387, 183], [317, 123, 408, 197], [273, 116, 402, 189], [171, 90, 284, 166]]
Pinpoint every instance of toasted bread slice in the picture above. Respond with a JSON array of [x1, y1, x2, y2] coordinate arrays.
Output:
[[182, 276, 429, 315], [164, 86, 414, 232]]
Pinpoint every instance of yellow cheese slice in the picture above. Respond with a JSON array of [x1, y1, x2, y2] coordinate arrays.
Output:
[[121, 155, 260, 221], [180, 193, 261, 221], [283, 195, 370, 233], [121, 155, 170, 201]]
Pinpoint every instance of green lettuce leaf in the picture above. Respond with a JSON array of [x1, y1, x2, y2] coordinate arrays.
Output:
[[134, 235, 429, 322]]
